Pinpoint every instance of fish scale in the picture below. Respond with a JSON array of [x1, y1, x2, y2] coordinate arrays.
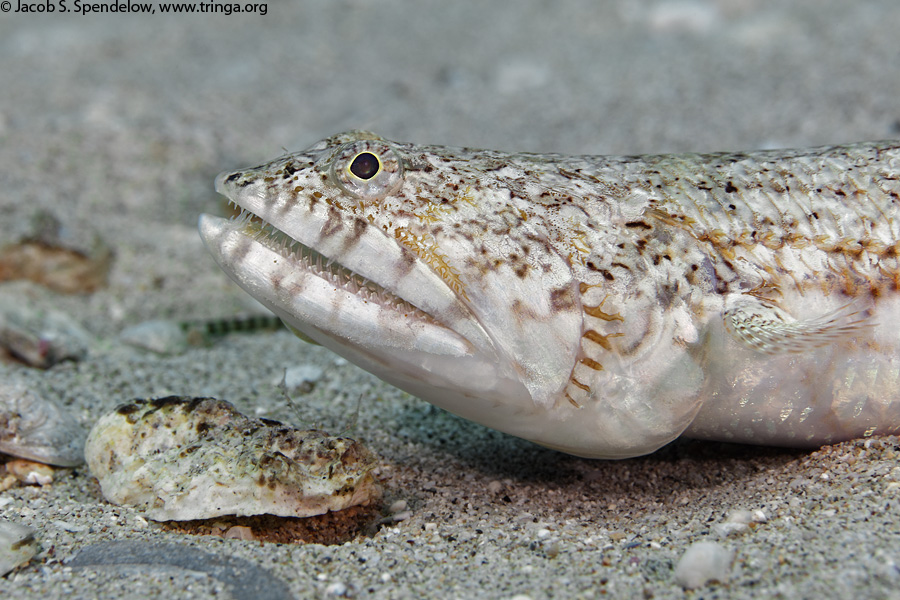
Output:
[[199, 131, 900, 458]]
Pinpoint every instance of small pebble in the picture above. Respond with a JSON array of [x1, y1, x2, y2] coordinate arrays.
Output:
[[674, 540, 733, 589], [544, 543, 560, 558], [119, 320, 189, 355], [385, 499, 412, 522], [713, 522, 747, 538], [6, 459, 54, 485], [52, 520, 87, 533], [724, 509, 753, 524], [282, 364, 325, 393], [515, 512, 535, 523], [713, 509, 756, 538], [324, 582, 348, 596], [224, 526, 256, 541]]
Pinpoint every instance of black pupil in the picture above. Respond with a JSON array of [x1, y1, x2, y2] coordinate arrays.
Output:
[[350, 152, 379, 179]]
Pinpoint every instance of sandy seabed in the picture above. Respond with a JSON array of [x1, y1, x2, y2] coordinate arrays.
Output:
[[2, 2, 900, 598]]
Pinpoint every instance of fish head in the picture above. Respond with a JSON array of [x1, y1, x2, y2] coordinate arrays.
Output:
[[199, 131, 583, 429]]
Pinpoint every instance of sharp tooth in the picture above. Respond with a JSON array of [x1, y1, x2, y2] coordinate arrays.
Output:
[[224, 205, 433, 323]]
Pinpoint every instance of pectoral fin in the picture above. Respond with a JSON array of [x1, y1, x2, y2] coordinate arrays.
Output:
[[723, 294, 873, 354]]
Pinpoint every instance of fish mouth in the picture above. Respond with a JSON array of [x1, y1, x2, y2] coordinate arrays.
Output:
[[199, 169, 500, 378], [203, 204, 439, 328]]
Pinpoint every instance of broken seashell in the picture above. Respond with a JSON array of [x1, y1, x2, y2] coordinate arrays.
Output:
[[5, 458, 54, 486], [0, 295, 92, 368], [0, 210, 112, 294], [0, 473, 15, 492], [0, 520, 38, 577], [85, 397, 380, 521], [0, 383, 85, 467]]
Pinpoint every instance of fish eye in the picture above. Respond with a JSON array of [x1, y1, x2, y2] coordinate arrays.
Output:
[[349, 152, 381, 180], [329, 140, 404, 200]]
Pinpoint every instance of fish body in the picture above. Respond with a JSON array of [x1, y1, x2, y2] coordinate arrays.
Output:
[[199, 131, 900, 458]]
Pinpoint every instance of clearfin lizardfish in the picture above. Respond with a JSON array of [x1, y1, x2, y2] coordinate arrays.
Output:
[[199, 131, 900, 458]]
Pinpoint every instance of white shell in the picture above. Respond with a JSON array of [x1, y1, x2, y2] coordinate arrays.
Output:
[[0, 383, 85, 467], [85, 397, 379, 521]]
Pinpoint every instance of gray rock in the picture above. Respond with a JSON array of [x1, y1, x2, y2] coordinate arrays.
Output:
[[68, 541, 292, 600]]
